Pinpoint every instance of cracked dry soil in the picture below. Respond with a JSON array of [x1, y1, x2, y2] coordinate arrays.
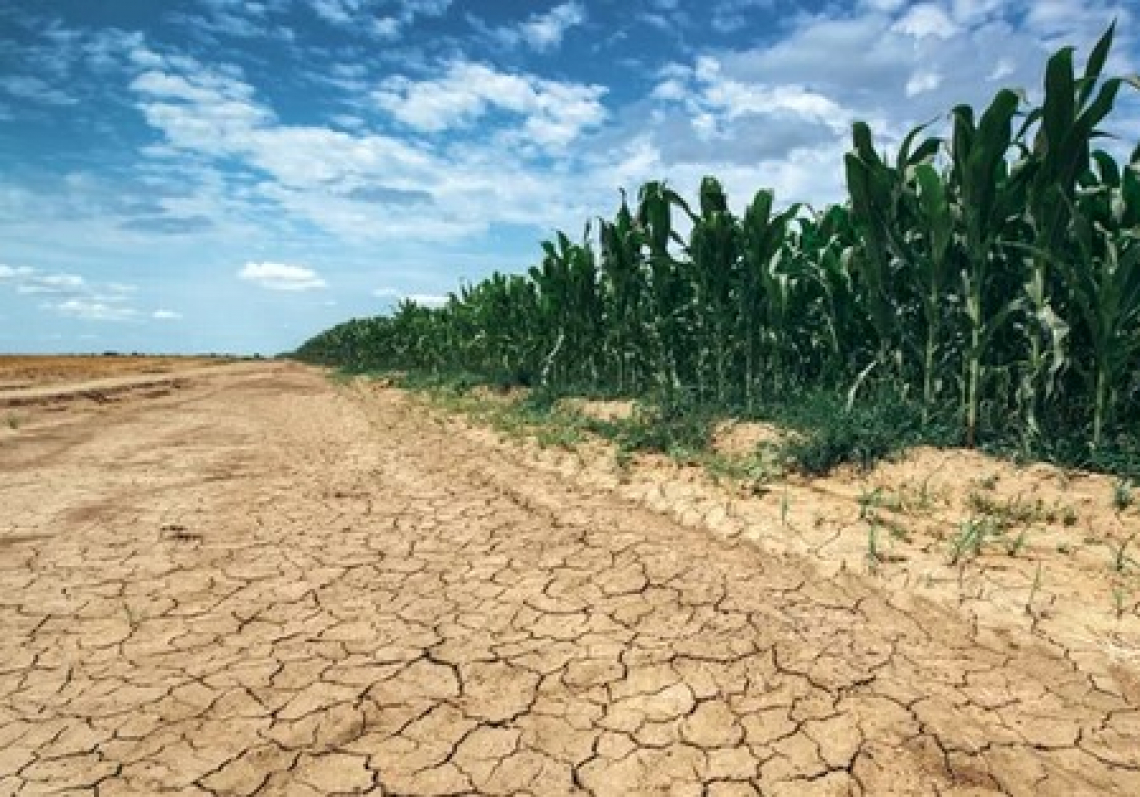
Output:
[[1, 362, 1138, 796]]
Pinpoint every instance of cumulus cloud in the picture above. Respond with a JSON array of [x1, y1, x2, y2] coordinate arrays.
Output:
[[373, 60, 606, 147], [905, 70, 943, 96], [893, 3, 959, 39], [310, 0, 453, 39], [238, 262, 327, 291], [130, 67, 272, 153], [492, 2, 587, 51]]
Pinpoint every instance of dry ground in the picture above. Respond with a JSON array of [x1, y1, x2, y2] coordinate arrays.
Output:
[[0, 355, 236, 391], [1, 362, 1138, 795]]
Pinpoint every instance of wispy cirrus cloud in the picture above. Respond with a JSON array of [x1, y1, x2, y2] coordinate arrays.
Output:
[[0, 75, 78, 106], [0, 265, 143, 322], [52, 298, 139, 322]]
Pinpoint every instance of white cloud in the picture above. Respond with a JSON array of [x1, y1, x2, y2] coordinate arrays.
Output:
[[101, 0, 1140, 270], [509, 2, 587, 51], [988, 58, 1016, 81], [863, 0, 907, 11], [0, 265, 35, 280], [310, 0, 361, 25], [374, 61, 606, 148], [310, 0, 453, 38], [950, 0, 1006, 25], [239, 262, 327, 291], [153, 309, 183, 320], [905, 70, 943, 96], [49, 299, 139, 322], [131, 68, 272, 154], [373, 17, 401, 39], [374, 287, 447, 307], [1, 264, 145, 321], [0, 75, 77, 106], [893, 3, 958, 39], [651, 78, 688, 101], [16, 273, 86, 295]]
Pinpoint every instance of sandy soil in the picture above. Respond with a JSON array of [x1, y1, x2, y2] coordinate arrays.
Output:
[[0, 355, 236, 391], [1, 363, 1138, 795]]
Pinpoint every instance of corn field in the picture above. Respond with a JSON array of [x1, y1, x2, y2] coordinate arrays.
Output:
[[297, 28, 1140, 466]]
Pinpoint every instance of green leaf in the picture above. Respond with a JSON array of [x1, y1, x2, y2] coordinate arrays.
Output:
[[1079, 21, 1116, 105]]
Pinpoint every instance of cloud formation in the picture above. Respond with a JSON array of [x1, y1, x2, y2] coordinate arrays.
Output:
[[373, 60, 606, 147], [489, 2, 587, 51], [2, 0, 1137, 354], [239, 263, 328, 291]]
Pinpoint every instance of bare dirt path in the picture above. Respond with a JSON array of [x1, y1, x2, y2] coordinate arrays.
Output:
[[0, 362, 267, 408], [1, 364, 1137, 795]]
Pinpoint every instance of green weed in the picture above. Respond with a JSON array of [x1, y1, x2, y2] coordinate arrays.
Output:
[[1112, 478, 1134, 512], [949, 516, 998, 565], [1026, 562, 1044, 616]]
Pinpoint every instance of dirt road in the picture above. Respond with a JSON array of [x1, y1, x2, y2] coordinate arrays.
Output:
[[1, 363, 1137, 795]]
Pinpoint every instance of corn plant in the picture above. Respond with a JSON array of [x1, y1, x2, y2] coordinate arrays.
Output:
[[294, 27, 1140, 478]]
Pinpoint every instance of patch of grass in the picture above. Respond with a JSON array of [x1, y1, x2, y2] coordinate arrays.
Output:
[[1026, 562, 1044, 616], [1005, 528, 1031, 557], [976, 473, 999, 491], [395, 369, 492, 395], [1112, 586, 1128, 620], [1112, 478, 1134, 512], [5, 414, 19, 430], [581, 397, 714, 460], [326, 368, 360, 385], [613, 448, 634, 481], [866, 523, 881, 572], [705, 452, 776, 494], [765, 387, 954, 477], [1111, 532, 1138, 573], [857, 487, 881, 521], [535, 424, 584, 450], [966, 491, 1079, 530], [949, 516, 999, 565]]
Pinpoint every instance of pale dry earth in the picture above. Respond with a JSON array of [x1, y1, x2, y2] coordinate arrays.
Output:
[[1, 362, 1138, 795], [0, 356, 235, 392]]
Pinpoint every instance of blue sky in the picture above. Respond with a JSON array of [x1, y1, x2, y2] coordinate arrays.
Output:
[[1, 0, 1137, 354]]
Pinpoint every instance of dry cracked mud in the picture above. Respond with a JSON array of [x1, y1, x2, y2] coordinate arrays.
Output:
[[1, 362, 1138, 795]]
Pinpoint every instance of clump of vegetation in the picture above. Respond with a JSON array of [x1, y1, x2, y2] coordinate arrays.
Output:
[[1112, 478, 1134, 512], [769, 389, 953, 475], [949, 516, 1002, 565], [965, 491, 1080, 530], [297, 26, 1140, 480]]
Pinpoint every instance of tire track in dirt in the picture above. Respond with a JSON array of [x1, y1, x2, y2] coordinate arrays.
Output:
[[1, 364, 1137, 795]]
